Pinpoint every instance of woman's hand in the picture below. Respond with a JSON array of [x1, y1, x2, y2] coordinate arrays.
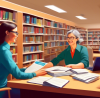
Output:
[[65, 63, 84, 69], [66, 65, 73, 68], [35, 69, 47, 76]]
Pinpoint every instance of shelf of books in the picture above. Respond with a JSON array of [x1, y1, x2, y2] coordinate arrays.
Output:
[[0, 7, 16, 23], [0, 7, 18, 65], [87, 29, 100, 53], [23, 13, 44, 65], [76, 27, 87, 47]]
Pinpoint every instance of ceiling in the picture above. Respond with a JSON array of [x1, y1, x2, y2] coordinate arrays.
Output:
[[6, 0, 100, 24]]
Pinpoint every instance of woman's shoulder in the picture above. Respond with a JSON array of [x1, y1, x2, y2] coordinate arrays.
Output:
[[0, 45, 11, 54], [78, 44, 88, 52]]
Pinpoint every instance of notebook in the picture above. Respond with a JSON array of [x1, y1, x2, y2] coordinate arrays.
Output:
[[72, 73, 99, 83], [25, 60, 47, 73]]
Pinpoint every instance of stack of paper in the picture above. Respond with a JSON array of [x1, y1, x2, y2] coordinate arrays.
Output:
[[25, 60, 47, 73], [45, 66, 73, 77], [43, 77, 69, 88], [72, 73, 99, 83], [71, 69, 89, 74]]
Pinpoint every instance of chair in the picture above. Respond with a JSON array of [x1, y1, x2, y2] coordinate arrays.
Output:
[[87, 46, 93, 67], [0, 87, 11, 98]]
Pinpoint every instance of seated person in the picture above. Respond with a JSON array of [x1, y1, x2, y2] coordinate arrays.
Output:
[[43, 29, 89, 69]]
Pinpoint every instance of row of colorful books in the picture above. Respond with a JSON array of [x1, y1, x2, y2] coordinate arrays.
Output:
[[88, 31, 100, 34], [89, 46, 99, 49], [23, 15, 43, 26], [23, 53, 43, 62], [44, 42, 64, 48], [23, 45, 42, 53], [88, 34, 98, 37], [45, 20, 53, 27], [45, 28, 65, 35], [45, 20, 72, 30], [88, 42, 98, 45], [44, 36, 65, 41], [23, 26, 44, 34], [23, 36, 42, 43], [88, 37, 98, 40], [0, 10, 16, 22]]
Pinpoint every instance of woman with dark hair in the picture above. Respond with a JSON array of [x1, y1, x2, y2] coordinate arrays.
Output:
[[42, 29, 89, 69], [0, 22, 46, 98]]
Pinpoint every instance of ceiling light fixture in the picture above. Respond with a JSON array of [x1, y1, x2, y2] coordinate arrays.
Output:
[[75, 16, 87, 20], [45, 5, 67, 13]]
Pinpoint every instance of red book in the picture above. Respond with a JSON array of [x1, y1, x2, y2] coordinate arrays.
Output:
[[26, 27, 28, 33], [41, 28, 43, 33], [46, 28, 47, 34], [37, 54, 39, 59], [66, 25, 67, 29], [39, 53, 42, 59], [37, 28, 38, 33], [32, 54, 33, 60], [23, 26, 25, 33], [0, 10, 3, 19]]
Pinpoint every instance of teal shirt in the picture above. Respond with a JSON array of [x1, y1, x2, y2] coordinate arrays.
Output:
[[0, 41, 36, 88], [51, 44, 89, 68]]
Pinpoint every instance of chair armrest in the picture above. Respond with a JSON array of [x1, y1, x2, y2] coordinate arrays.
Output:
[[0, 87, 11, 91]]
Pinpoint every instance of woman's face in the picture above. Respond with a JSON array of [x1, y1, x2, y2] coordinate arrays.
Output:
[[67, 33, 78, 46], [7, 27, 18, 43]]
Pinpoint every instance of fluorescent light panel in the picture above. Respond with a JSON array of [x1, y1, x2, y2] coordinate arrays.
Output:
[[45, 5, 67, 13], [76, 16, 87, 20]]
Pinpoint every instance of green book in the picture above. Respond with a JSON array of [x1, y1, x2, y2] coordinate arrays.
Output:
[[5, 11, 9, 20]]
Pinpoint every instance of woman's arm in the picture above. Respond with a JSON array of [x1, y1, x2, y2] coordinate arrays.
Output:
[[1, 50, 46, 79], [67, 63, 84, 69], [66, 46, 89, 69]]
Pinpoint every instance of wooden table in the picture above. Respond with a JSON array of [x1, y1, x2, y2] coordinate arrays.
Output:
[[7, 71, 100, 98]]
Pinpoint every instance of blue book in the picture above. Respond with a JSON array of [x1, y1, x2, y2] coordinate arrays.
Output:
[[31, 17, 34, 24], [26, 55, 28, 61], [25, 37, 28, 43], [34, 18, 37, 24], [43, 28, 44, 34], [26, 15, 30, 24], [31, 27, 34, 33], [31, 46, 33, 52]]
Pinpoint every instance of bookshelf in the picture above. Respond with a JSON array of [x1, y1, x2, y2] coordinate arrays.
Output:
[[22, 13, 44, 65], [0, 7, 18, 65], [87, 29, 100, 53]]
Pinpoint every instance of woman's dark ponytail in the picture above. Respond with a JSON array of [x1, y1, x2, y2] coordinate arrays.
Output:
[[0, 22, 17, 45]]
